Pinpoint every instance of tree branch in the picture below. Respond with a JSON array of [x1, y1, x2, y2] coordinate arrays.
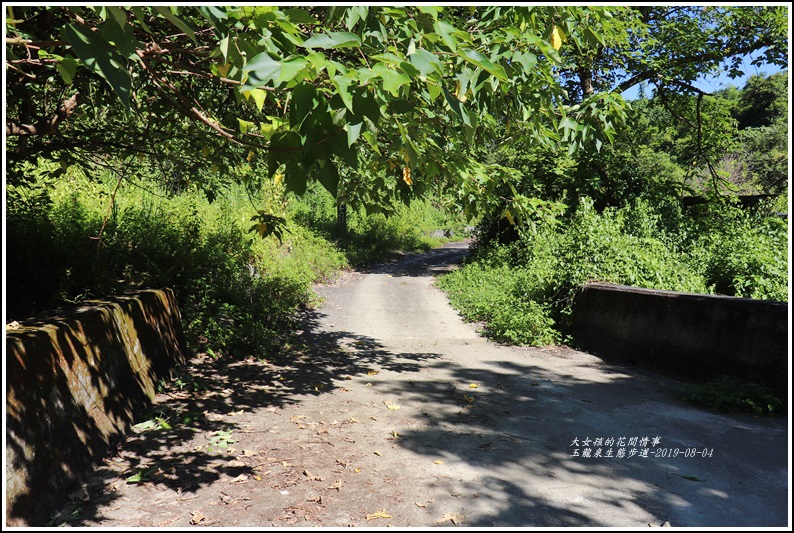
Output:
[[5, 92, 80, 136]]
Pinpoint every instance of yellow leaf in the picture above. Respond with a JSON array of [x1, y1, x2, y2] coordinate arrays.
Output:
[[469, 383, 478, 389], [403, 166, 412, 186], [388, 159, 398, 170], [249, 88, 267, 112], [274, 172, 284, 186], [218, 63, 230, 78], [551, 25, 562, 50], [354, 468, 362, 473], [436, 512, 465, 525], [367, 370, 379, 375], [504, 209, 514, 225], [366, 510, 392, 520], [433, 459, 444, 465], [387, 404, 401, 410], [247, 150, 255, 162]]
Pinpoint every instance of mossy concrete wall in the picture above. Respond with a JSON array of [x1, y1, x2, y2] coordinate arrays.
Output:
[[5, 288, 186, 526], [569, 282, 789, 397]]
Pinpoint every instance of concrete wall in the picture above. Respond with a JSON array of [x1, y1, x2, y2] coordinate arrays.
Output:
[[569, 282, 789, 397], [5, 289, 186, 526]]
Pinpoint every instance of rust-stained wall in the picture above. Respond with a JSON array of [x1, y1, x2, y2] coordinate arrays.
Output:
[[5, 289, 186, 526], [569, 282, 788, 398]]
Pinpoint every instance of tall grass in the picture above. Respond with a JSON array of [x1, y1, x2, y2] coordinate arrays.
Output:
[[6, 164, 467, 358]]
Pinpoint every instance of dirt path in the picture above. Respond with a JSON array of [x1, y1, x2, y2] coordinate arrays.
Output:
[[51, 242, 789, 527]]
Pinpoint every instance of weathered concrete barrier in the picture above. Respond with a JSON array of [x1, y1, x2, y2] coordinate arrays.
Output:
[[569, 282, 789, 398], [5, 289, 186, 526]]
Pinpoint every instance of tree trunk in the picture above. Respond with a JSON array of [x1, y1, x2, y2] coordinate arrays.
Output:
[[337, 202, 347, 237]]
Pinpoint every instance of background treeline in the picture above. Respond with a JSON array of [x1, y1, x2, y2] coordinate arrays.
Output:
[[438, 71, 789, 346]]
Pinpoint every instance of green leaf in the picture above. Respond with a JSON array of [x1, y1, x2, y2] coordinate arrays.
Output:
[[153, 6, 197, 44], [443, 87, 470, 127], [284, 8, 318, 25], [458, 48, 508, 81], [106, 6, 127, 27], [434, 19, 458, 52], [100, 18, 143, 60], [245, 88, 267, 112], [373, 63, 411, 96], [242, 52, 281, 90], [55, 56, 78, 84], [332, 74, 355, 112], [346, 121, 363, 147], [314, 159, 340, 197], [409, 48, 444, 78], [62, 23, 132, 110], [277, 57, 307, 84], [344, 6, 369, 30], [300, 31, 361, 49], [237, 118, 255, 135], [126, 467, 158, 484], [289, 82, 320, 127]]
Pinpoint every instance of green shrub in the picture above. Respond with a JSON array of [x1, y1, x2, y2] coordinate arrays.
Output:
[[438, 196, 787, 347], [678, 376, 784, 416], [686, 202, 788, 301], [6, 169, 347, 359]]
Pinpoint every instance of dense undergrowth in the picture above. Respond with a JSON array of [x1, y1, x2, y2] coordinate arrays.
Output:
[[5, 166, 464, 359], [437, 196, 789, 347]]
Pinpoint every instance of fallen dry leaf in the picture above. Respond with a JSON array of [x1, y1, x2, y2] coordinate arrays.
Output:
[[230, 474, 248, 483], [436, 512, 465, 525], [415, 502, 427, 508], [433, 459, 444, 464], [373, 451, 382, 457], [326, 479, 343, 491], [303, 469, 324, 481], [366, 510, 392, 520], [6, 321, 21, 331], [190, 511, 206, 525], [469, 383, 478, 389], [226, 459, 246, 468], [367, 370, 379, 375]]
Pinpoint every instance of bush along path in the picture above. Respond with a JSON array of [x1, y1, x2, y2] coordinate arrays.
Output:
[[49, 243, 788, 527]]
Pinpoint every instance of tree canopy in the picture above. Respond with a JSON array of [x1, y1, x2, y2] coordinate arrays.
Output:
[[5, 5, 788, 226]]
